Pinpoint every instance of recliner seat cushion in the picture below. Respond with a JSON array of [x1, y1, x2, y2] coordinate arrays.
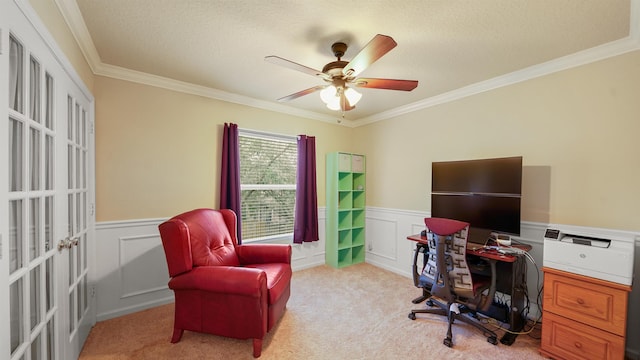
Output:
[[246, 263, 292, 304]]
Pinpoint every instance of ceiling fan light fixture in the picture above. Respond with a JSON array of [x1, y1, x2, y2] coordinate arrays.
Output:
[[326, 96, 341, 110], [320, 85, 338, 104], [344, 87, 362, 106], [320, 85, 361, 111]]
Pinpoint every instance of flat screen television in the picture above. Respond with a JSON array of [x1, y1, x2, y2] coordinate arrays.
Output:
[[431, 156, 522, 244]]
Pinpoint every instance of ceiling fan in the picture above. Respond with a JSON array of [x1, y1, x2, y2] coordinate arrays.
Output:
[[265, 34, 418, 112]]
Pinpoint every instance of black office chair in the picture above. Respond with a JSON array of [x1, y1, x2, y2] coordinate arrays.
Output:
[[408, 217, 498, 347]]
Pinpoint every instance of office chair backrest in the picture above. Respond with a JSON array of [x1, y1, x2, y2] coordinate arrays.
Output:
[[422, 218, 475, 301]]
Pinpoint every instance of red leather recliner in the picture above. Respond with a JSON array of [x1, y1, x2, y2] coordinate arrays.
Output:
[[158, 208, 292, 358]]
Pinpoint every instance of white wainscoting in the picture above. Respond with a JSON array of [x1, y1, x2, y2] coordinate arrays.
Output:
[[94, 207, 640, 358], [95, 218, 173, 321], [95, 211, 327, 321]]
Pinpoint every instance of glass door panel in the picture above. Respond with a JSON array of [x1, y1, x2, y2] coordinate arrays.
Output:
[[9, 34, 24, 114], [7, 28, 60, 360], [66, 96, 91, 356], [9, 199, 24, 274], [9, 117, 24, 192], [7, 30, 57, 359], [9, 279, 24, 354], [30, 265, 41, 330]]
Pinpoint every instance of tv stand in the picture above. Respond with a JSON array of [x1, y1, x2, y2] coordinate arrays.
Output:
[[471, 253, 529, 345]]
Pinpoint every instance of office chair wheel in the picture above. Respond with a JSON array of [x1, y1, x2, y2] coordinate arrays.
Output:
[[408, 313, 416, 320], [426, 299, 435, 307], [443, 338, 453, 347], [487, 336, 498, 345]]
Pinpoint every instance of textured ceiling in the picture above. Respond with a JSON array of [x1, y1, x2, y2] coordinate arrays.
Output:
[[60, 0, 634, 123]]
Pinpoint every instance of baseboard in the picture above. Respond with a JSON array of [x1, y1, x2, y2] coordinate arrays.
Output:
[[96, 295, 175, 322], [365, 258, 412, 279], [292, 260, 326, 272]]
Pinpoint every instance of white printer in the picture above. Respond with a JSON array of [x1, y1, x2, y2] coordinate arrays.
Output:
[[543, 225, 635, 286]]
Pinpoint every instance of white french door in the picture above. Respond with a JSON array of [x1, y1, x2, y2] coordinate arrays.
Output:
[[62, 89, 94, 360], [1, 1, 96, 359]]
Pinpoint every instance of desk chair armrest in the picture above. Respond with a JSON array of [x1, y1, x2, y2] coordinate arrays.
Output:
[[412, 243, 429, 287], [477, 259, 497, 312]]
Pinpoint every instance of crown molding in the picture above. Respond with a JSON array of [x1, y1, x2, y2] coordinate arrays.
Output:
[[54, 0, 101, 74], [352, 34, 640, 127], [94, 62, 341, 124], [56, 0, 640, 128]]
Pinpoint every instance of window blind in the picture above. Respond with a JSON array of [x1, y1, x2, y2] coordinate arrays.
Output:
[[239, 132, 297, 240]]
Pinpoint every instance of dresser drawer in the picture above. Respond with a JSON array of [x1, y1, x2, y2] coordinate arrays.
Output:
[[541, 311, 625, 360], [543, 268, 629, 336]]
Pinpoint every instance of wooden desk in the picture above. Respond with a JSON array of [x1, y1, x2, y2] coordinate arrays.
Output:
[[406, 234, 530, 262], [407, 234, 531, 345]]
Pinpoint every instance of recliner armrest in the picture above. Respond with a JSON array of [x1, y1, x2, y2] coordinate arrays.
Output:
[[236, 244, 292, 265], [168, 266, 267, 298]]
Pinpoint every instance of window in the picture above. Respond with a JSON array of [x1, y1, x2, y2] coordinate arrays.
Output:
[[239, 130, 297, 241]]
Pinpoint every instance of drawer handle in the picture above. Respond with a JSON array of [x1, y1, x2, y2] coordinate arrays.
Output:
[[575, 342, 583, 349], [576, 298, 585, 305]]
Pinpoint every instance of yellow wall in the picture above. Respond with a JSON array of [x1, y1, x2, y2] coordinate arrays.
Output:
[[94, 76, 354, 221], [353, 51, 640, 231], [31, 0, 640, 231]]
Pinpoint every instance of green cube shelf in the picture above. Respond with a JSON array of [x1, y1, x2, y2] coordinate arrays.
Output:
[[326, 152, 366, 268]]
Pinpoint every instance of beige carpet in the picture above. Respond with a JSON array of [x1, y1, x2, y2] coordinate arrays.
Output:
[[79, 263, 544, 359]]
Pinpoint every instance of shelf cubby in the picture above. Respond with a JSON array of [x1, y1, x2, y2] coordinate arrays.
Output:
[[352, 191, 365, 209], [338, 210, 352, 230], [338, 229, 352, 249], [353, 172, 365, 189], [338, 191, 352, 210], [352, 209, 365, 228], [337, 248, 352, 267], [352, 227, 365, 247], [338, 172, 352, 191], [351, 245, 365, 264]]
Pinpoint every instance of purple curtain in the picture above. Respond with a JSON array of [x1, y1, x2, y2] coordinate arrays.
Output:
[[293, 135, 319, 244], [220, 123, 242, 243]]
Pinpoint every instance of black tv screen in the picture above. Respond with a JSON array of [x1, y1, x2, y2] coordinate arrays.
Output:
[[432, 156, 522, 195], [431, 194, 521, 235], [431, 156, 522, 242]]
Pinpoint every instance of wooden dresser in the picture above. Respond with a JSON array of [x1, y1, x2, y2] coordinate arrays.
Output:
[[540, 267, 631, 360]]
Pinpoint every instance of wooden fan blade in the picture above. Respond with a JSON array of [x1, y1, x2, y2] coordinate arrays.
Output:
[[265, 56, 329, 80], [343, 34, 397, 78], [277, 85, 325, 102], [354, 78, 418, 91]]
